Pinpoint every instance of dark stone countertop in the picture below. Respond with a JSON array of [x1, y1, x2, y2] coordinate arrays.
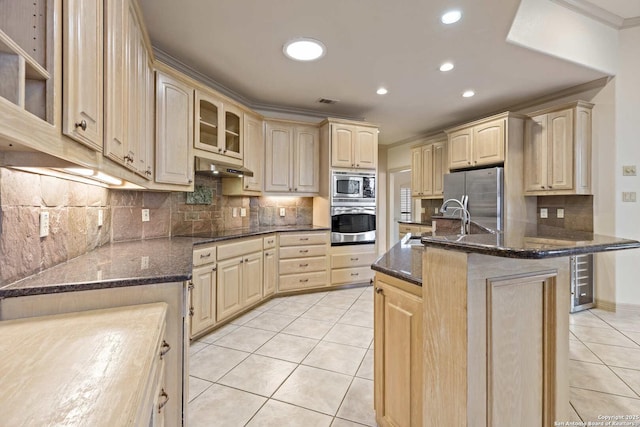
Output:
[[0, 225, 331, 298], [396, 220, 432, 226], [371, 237, 423, 286], [421, 223, 640, 259]]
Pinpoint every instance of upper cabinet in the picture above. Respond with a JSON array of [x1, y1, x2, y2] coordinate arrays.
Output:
[[330, 123, 378, 169], [155, 69, 194, 186], [62, 0, 104, 151], [447, 117, 505, 170], [194, 90, 243, 164], [264, 120, 319, 195], [524, 101, 593, 195], [411, 138, 447, 198], [222, 111, 264, 195]]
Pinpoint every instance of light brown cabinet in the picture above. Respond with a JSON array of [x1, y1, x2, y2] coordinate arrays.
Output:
[[194, 90, 243, 162], [329, 123, 378, 169], [263, 235, 277, 297], [190, 244, 217, 337], [374, 273, 423, 427], [524, 101, 593, 195], [411, 139, 447, 198], [154, 69, 194, 186], [330, 244, 377, 286], [447, 117, 505, 170], [222, 111, 264, 195], [398, 223, 432, 237], [264, 120, 319, 195], [278, 231, 329, 291], [62, 0, 104, 151]]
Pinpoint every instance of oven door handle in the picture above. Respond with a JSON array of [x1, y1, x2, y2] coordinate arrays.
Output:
[[331, 207, 376, 215]]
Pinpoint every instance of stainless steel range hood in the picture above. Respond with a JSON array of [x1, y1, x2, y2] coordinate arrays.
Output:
[[195, 157, 254, 178]]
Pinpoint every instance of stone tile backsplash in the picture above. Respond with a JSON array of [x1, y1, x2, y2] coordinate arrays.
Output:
[[537, 195, 593, 232]]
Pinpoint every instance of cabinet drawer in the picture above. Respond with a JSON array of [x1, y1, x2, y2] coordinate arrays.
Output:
[[332, 252, 378, 269], [193, 245, 216, 266], [217, 238, 262, 261], [331, 266, 375, 285], [279, 232, 328, 247], [263, 235, 277, 249], [280, 245, 327, 259], [279, 271, 328, 291], [279, 256, 327, 275]]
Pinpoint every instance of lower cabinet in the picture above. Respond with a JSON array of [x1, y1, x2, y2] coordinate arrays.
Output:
[[263, 235, 277, 297], [190, 263, 217, 336], [399, 223, 432, 237], [374, 273, 423, 427], [330, 244, 377, 286], [278, 231, 329, 291]]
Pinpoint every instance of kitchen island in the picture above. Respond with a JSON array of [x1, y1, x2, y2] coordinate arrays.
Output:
[[372, 225, 640, 427]]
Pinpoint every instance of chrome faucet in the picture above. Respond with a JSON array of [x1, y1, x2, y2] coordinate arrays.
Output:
[[440, 198, 471, 235]]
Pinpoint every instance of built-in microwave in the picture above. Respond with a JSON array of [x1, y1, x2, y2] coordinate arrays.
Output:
[[331, 171, 375, 204]]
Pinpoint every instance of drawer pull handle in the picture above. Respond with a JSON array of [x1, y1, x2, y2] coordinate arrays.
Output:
[[350, 257, 359, 261], [300, 278, 309, 283], [351, 273, 359, 276], [158, 389, 169, 413], [375, 287, 383, 294], [299, 263, 309, 267], [160, 340, 171, 357], [200, 253, 212, 259], [75, 119, 87, 131], [299, 250, 309, 253], [299, 238, 309, 241]]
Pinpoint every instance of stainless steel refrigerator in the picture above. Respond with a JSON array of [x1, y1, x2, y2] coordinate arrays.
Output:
[[442, 167, 504, 231]]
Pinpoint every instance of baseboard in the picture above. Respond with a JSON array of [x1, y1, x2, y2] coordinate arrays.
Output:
[[595, 298, 640, 314]]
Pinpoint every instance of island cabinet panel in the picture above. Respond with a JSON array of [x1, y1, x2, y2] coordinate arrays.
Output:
[[374, 274, 423, 427]]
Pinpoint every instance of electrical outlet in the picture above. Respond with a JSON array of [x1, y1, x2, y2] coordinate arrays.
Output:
[[279, 207, 286, 217], [232, 207, 238, 217], [141, 256, 149, 269], [557, 208, 565, 219], [434, 207, 439, 214], [142, 209, 150, 222], [240, 208, 247, 217], [39, 211, 50, 237], [623, 192, 637, 202], [540, 208, 548, 219], [623, 165, 637, 176], [98, 209, 103, 227]]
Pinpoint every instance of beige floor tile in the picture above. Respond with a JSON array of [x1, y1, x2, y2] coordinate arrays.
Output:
[[606, 319, 640, 333], [569, 331, 579, 341], [337, 378, 377, 426], [230, 309, 262, 325], [324, 323, 374, 349], [283, 292, 329, 305], [251, 298, 283, 312], [571, 325, 640, 348], [246, 399, 333, 427], [213, 325, 277, 352], [316, 294, 359, 310], [585, 342, 640, 370], [266, 301, 313, 317], [189, 340, 208, 356], [623, 330, 640, 346], [338, 309, 373, 329], [302, 305, 348, 323], [350, 300, 373, 314], [569, 311, 612, 328], [188, 376, 213, 403], [611, 367, 640, 397], [282, 317, 335, 339], [570, 387, 640, 422], [569, 339, 602, 364], [569, 404, 582, 422], [303, 341, 367, 375], [218, 354, 297, 397], [188, 384, 266, 427], [255, 333, 319, 363], [356, 349, 374, 381], [243, 312, 297, 332], [332, 418, 370, 427], [569, 360, 637, 397], [272, 365, 352, 416], [197, 323, 238, 344], [189, 344, 250, 382]]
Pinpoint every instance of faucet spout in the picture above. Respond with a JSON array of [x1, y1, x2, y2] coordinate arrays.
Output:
[[440, 198, 471, 235]]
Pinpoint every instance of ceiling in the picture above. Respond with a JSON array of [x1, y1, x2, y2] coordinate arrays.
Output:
[[138, 0, 618, 145]]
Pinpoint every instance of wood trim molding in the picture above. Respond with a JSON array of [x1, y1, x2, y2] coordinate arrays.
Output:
[[553, 0, 625, 28]]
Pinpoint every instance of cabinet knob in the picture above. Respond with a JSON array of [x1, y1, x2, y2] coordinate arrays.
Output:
[[223, 149, 227, 153], [245, 185, 249, 189], [218, 147, 222, 153], [240, 259, 244, 264], [188, 178, 193, 183], [158, 389, 169, 413], [245, 258, 249, 262], [541, 186, 545, 189], [212, 266, 217, 272], [375, 287, 383, 294], [356, 164, 360, 167], [75, 119, 87, 131], [188, 282, 195, 290], [124, 154, 134, 163], [145, 168, 152, 176], [160, 340, 171, 358], [467, 161, 471, 165], [548, 185, 553, 189]]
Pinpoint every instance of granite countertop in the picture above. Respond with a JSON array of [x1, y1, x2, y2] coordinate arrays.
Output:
[[0, 225, 331, 298], [396, 220, 432, 226], [371, 237, 423, 286], [421, 223, 640, 259]]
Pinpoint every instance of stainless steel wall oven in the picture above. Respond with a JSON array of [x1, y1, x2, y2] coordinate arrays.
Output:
[[330, 170, 376, 245]]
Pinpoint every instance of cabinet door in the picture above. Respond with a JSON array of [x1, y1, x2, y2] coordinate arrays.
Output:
[[62, 0, 103, 151], [194, 91, 223, 154], [223, 103, 243, 160], [420, 145, 434, 196], [264, 122, 293, 192], [263, 249, 277, 297], [473, 119, 505, 167], [547, 109, 574, 190], [524, 115, 548, 192], [293, 125, 319, 193], [355, 126, 378, 169], [432, 141, 447, 196], [104, 0, 127, 163], [217, 257, 243, 321], [243, 112, 263, 192], [191, 264, 217, 336], [331, 125, 355, 168], [242, 252, 263, 307], [155, 71, 194, 185], [448, 129, 472, 170], [374, 279, 423, 427], [410, 147, 423, 197]]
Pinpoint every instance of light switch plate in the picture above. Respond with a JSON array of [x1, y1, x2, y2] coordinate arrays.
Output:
[[39, 211, 50, 237], [557, 208, 565, 219], [240, 208, 247, 217], [540, 208, 548, 219], [142, 209, 150, 222], [232, 207, 238, 217], [98, 209, 103, 227], [623, 165, 637, 176], [280, 207, 286, 217], [622, 192, 637, 202]]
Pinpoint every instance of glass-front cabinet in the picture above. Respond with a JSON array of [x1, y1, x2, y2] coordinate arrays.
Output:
[[195, 90, 242, 161]]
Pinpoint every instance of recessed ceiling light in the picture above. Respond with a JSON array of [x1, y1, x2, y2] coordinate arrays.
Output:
[[462, 90, 475, 98], [376, 87, 388, 95], [283, 38, 326, 61], [441, 10, 462, 24], [439, 62, 454, 72]]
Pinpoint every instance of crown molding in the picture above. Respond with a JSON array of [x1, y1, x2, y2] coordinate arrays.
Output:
[[552, 0, 640, 29], [622, 16, 640, 29]]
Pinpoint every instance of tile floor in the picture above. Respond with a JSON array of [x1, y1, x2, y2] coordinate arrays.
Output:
[[188, 286, 640, 426]]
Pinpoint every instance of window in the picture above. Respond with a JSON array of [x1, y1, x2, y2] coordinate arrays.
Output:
[[400, 186, 412, 221]]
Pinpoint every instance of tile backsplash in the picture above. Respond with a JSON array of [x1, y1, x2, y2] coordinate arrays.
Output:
[[536, 195, 593, 232], [0, 168, 312, 285]]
